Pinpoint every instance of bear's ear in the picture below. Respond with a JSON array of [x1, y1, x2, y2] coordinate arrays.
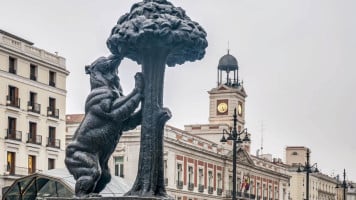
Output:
[[85, 65, 91, 74]]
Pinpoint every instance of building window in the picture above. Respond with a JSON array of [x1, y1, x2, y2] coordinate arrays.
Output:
[[198, 168, 204, 186], [216, 172, 222, 195], [49, 71, 56, 87], [28, 92, 41, 114], [251, 181, 255, 195], [47, 97, 59, 118], [9, 57, 17, 74], [30, 64, 37, 81], [114, 156, 124, 178], [7, 86, 20, 108], [164, 160, 168, 185], [208, 171, 213, 194], [48, 158, 55, 170], [47, 126, 59, 148], [229, 175, 233, 191], [217, 173, 222, 189], [28, 122, 39, 144], [28, 155, 36, 174], [188, 166, 194, 190], [6, 117, 21, 141], [257, 182, 260, 199], [7, 152, 15, 175], [292, 151, 298, 155], [176, 163, 183, 189]]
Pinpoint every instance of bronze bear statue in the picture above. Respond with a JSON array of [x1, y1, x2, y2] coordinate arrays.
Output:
[[65, 55, 143, 197]]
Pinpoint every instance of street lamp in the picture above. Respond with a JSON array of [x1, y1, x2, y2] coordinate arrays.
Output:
[[336, 169, 354, 200], [296, 148, 319, 200], [220, 108, 250, 200]]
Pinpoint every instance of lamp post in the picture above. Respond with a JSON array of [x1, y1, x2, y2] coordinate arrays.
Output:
[[220, 108, 250, 200], [336, 169, 354, 200], [297, 148, 319, 200]]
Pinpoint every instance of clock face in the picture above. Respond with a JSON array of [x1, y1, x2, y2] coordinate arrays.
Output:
[[238, 103, 243, 116], [217, 102, 228, 113]]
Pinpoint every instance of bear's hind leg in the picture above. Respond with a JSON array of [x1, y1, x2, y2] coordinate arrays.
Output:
[[66, 147, 101, 197], [93, 162, 111, 193]]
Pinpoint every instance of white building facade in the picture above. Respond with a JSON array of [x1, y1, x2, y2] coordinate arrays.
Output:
[[0, 30, 69, 196]]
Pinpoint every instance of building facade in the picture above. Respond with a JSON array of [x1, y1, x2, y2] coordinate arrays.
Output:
[[66, 52, 291, 200], [286, 146, 338, 200], [0, 30, 69, 195]]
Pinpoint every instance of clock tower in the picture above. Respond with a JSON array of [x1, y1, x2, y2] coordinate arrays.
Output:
[[185, 50, 250, 154], [208, 51, 247, 130]]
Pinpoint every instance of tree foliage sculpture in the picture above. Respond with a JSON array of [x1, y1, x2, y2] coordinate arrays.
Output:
[[107, 0, 207, 198]]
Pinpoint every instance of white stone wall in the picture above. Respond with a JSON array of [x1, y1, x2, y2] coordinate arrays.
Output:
[[0, 31, 68, 197]]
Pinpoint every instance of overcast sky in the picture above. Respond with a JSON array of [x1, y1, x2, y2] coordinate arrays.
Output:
[[1, 0, 355, 181]]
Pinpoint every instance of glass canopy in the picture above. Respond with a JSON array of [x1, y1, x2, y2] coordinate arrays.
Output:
[[2, 168, 130, 199]]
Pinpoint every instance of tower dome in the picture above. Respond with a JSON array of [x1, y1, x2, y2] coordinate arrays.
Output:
[[217, 51, 240, 87], [218, 52, 238, 71]]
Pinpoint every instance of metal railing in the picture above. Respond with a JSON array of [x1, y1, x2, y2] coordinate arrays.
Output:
[[47, 137, 60, 148], [30, 74, 37, 81], [47, 107, 59, 118], [225, 190, 256, 199], [198, 184, 204, 192], [188, 183, 194, 191], [176, 180, 183, 189], [208, 186, 214, 194], [9, 67, 16, 74], [5, 129, 22, 141], [49, 80, 56, 87], [28, 101, 41, 114], [217, 188, 223, 195], [164, 178, 168, 186], [6, 96, 20, 108], [27, 133, 42, 145], [4, 165, 43, 176]]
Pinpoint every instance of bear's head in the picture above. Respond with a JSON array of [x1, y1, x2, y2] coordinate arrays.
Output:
[[85, 55, 123, 93]]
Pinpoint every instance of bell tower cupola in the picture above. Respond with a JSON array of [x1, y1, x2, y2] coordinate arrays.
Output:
[[208, 51, 247, 128], [217, 50, 240, 87]]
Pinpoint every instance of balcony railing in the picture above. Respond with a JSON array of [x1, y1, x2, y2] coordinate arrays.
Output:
[[217, 188, 223, 195], [9, 68, 16, 74], [30, 74, 37, 81], [28, 101, 41, 114], [237, 192, 256, 199], [5, 129, 22, 141], [208, 186, 213, 194], [226, 190, 232, 198], [4, 165, 43, 176], [49, 80, 56, 87], [198, 184, 204, 192], [47, 137, 60, 148], [47, 107, 59, 118], [176, 180, 183, 189], [225, 191, 256, 199], [6, 96, 20, 108], [164, 178, 168, 186], [188, 183, 194, 191], [27, 133, 42, 145]]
